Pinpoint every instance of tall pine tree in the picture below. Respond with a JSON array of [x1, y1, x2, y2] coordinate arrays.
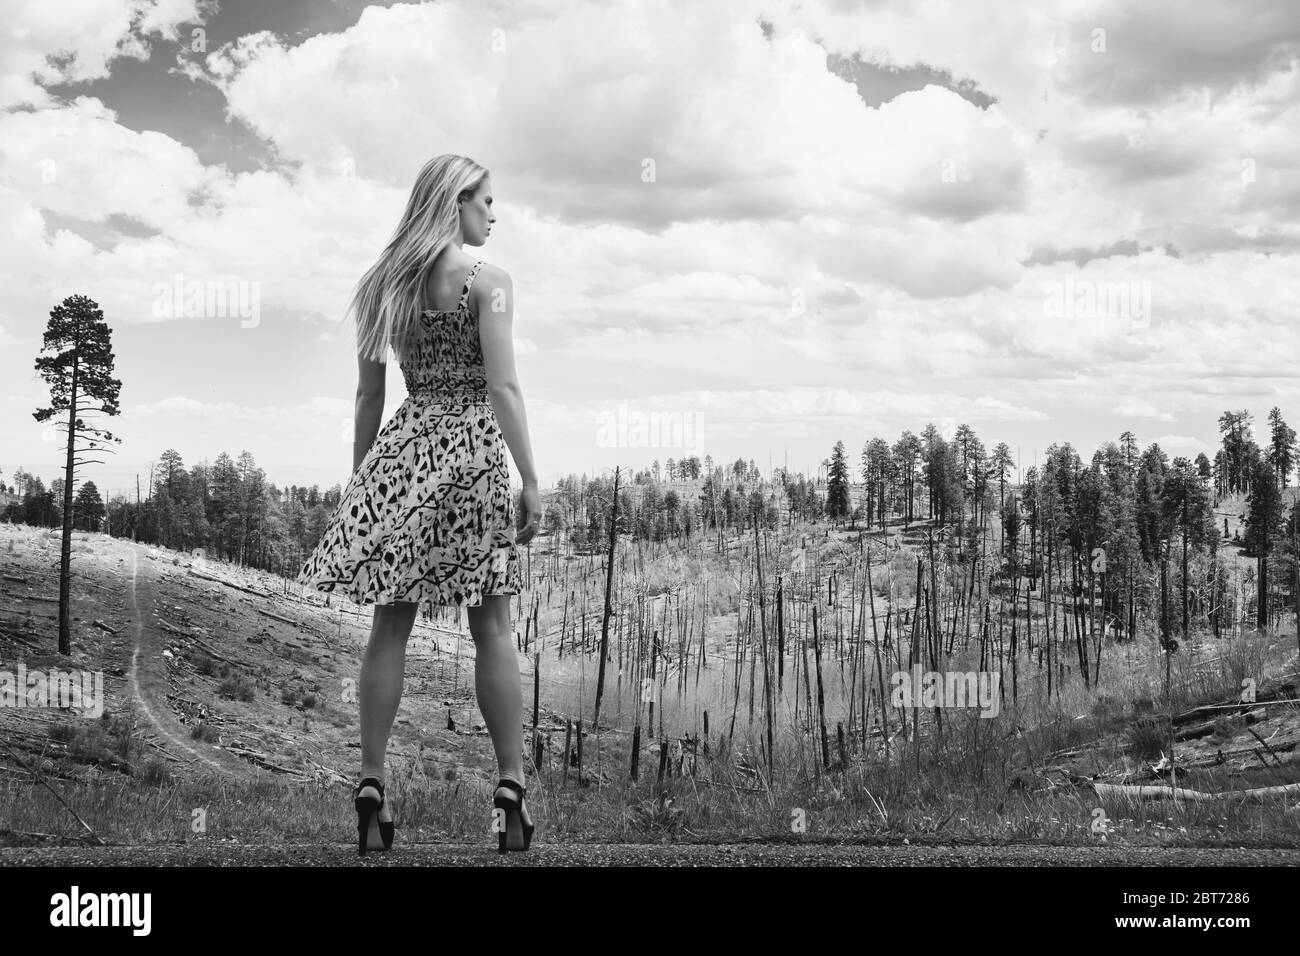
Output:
[[33, 294, 123, 655]]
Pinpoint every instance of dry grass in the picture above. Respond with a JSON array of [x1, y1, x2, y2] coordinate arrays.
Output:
[[2, 519, 1297, 850]]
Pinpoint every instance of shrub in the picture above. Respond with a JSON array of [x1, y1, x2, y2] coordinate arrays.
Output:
[[1210, 716, 1238, 743], [217, 674, 255, 702], [1125, 713, 1172, 761], [48, 722, 76, 743], [1089, 694, 1121, 723], [60, 712, 135, 766], [1131, 695, 1156, 714], [138, 757, 173, 785], [106, 713, 135, 762]]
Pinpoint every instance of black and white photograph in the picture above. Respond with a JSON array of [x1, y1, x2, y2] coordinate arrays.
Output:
[[0, 0, 1296, 927]]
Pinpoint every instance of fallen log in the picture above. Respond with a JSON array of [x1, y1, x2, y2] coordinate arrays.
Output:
[[1174, 695, 1300, 724], [0, 828, 100, 845], [1174, 718, 1220, 741], [1092, 781, 1300, 802], [1045, 748, 1087, 761], [1175, 707, 1266, 741], [223, 745, 309, 776], [1152, 744, 1282, 772], [188, 568, 275, 599], [0, 627, 39, 648], [254, 607, 299, 627], [142, 739, 188, 763], [90, 620, 119, 635], [186, 636, 251, 670]]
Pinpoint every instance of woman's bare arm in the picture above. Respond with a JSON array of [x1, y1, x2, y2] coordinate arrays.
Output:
[[476, 265, 538, 487], [354, 354, 386, 472]]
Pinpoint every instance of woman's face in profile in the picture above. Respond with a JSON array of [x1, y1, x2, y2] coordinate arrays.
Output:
[[462, 179, 496, 245]]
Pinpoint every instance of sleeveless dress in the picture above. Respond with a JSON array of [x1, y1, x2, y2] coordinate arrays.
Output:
[[296, 259, 524, 613]]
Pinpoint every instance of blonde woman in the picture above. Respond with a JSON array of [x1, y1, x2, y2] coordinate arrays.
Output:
[[297, 154, 541, 855]]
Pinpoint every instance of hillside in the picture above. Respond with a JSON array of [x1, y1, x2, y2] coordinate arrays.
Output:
[[2, 514, 1298, 850], [0, 524, 527, 792]]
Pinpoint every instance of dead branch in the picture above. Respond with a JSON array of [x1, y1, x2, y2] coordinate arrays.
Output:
[[223, 745, 310, 777], [183, 636, 254, 670], [254, 607, 299, 627], [187, 568, 275, 599]]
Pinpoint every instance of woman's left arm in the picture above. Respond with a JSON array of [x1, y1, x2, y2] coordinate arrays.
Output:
[[354, 355, 386, 472]]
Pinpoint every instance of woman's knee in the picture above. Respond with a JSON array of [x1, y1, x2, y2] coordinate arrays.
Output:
[[467, 595, 511, 646], [373, 600, 419, 637]]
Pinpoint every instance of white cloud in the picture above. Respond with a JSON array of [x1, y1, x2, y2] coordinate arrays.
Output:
[[0, 0, 203, 109], [1, 0, 1298, 489], [1110, 398, 1176, 421]]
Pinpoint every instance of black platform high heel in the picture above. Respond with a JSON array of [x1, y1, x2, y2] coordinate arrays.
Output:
[[493, 778, 534, 853], [354, 777, 395, 855]]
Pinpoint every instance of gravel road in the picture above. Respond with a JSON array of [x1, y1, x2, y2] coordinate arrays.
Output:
[[3, 841, 1297, 866]]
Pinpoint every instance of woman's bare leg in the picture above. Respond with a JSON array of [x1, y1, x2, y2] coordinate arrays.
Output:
[[466, 594, 524, 783], [359, 600, 418, 821], [467, 594, 531, 847]]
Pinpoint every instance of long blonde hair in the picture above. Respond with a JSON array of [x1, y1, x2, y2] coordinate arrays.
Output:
[[346, 154, 489, 364]]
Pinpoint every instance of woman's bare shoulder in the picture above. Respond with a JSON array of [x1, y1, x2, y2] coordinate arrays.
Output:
[[472, 261, 513, 309]]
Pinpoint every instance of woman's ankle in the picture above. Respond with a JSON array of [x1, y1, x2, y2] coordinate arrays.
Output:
[[497, 768, 525, 789]]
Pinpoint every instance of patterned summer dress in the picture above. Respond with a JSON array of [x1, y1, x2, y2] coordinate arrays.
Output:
[[296, 259, 523, 613]]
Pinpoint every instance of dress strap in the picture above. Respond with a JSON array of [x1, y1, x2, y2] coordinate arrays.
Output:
[[458, 260, 486, 311]]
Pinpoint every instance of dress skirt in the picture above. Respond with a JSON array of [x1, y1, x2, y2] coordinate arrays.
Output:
[[296, 394, 523, 615]]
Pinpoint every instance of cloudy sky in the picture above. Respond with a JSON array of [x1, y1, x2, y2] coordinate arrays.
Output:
[[2, 0, 1298, 502]]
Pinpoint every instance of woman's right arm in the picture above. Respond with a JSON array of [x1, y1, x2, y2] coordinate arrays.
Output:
[[477, 266, 538, 490], [354, 355, 386, 472]]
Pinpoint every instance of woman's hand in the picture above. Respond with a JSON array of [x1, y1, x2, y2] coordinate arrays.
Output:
[[516, 484, 541, 546]]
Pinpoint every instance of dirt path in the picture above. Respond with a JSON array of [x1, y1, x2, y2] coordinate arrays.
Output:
[[124, 543, 245, 776]]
